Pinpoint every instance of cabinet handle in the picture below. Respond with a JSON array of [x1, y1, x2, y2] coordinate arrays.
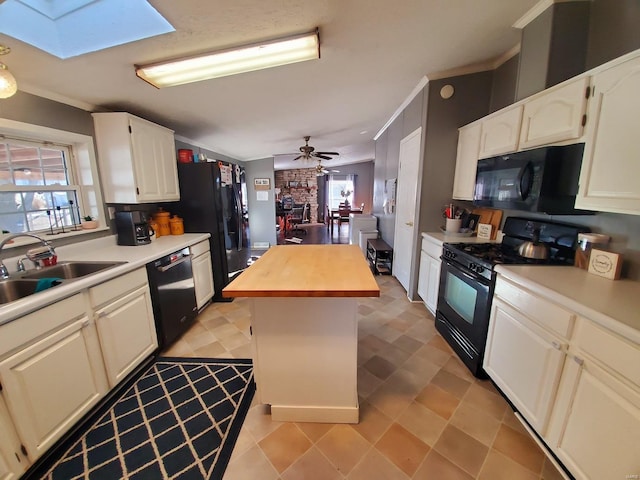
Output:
[[405, 221, 413, 227], [551, 341, 562, 350], [573, 356, 584, 366], [82, 319, 90, 328]]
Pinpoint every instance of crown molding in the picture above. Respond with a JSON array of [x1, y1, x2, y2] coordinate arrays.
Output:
[[513, 0, 588, 29], [17, 83, 97, 112], [374, 76, 428, 140]]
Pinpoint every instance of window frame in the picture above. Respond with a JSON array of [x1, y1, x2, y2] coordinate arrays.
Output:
[[0, 118, 107, 249]]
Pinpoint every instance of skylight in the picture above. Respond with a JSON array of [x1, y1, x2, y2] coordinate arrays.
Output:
[[0, 0, 174, 59]]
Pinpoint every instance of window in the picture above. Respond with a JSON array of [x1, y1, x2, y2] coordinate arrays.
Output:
[[0, 118, 105, 244], [327, 174, 355, 209], [0, 138, 80, 234]]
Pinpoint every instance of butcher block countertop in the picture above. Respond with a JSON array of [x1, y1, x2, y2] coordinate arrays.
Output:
[[223, 245, 380, 298]]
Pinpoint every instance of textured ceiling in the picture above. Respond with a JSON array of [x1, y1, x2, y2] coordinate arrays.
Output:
[[0, 0, 538, 169]]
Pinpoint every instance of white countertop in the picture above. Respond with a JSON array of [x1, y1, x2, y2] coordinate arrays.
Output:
[[422, 231, 500, 245], [0, 233, 210, 325], [496, 265, 640, 343]]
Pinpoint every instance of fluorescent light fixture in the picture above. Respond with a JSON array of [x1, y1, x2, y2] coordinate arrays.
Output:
[[135, 29, 320, 88]]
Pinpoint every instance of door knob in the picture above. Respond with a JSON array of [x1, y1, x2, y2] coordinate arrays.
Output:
[[406, 221, 413, 227]]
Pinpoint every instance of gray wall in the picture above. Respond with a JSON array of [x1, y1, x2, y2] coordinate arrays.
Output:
[[373, 71, 493, 299], [490, 54, 519, 113], [586, 0, 640, 69]]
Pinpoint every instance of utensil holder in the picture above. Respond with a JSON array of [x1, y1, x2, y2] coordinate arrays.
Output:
[[445, 218, 461, 233]]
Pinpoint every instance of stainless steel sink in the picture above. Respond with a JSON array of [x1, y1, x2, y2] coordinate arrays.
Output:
[[20, 261, 125, 280], [0, 279, 40, 304]]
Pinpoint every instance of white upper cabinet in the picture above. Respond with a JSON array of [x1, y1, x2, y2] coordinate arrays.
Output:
[[519, 76, 590, 150], [478, 105, 523, 158], [452, 122, 481, 200], [575, 53, 640, 215], [93, 112, 179, 204]]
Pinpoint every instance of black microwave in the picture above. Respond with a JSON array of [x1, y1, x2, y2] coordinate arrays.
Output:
[[473, 143, 592, 215]]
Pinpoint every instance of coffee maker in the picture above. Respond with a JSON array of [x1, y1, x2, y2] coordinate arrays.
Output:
[[115, 211, 152, 246]]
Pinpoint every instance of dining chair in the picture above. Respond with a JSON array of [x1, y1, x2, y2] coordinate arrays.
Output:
[[288, 206, 306, 235], [337, 206, 351, 231], [326, 205, 339, 230]]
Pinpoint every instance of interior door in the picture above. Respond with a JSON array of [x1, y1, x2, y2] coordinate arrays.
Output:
[[393, 127, 421, 292]]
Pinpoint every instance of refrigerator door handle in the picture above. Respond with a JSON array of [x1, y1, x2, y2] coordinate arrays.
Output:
[[233, 185, 243, 250]]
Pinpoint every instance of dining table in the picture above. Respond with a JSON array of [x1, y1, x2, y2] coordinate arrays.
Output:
[[329, 207, 363, 236]]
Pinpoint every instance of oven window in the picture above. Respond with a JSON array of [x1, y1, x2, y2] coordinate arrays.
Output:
[[444, 272, 477, 325]]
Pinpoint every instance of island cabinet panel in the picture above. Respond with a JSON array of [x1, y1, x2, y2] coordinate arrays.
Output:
[[576, 53, 640, 215], [251, 297, 359, 423]]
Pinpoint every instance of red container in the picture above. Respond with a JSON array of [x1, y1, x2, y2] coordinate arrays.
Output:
[[178, 149, 193, 163]]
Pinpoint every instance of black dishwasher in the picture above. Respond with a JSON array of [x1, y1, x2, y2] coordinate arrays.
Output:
[[146, 247, 198, 348]]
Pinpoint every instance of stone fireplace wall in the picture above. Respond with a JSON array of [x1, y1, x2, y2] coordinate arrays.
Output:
[[275, 168, 319, 223]]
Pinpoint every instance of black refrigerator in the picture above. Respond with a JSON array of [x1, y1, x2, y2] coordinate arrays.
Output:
[[172, 161, 250, 301]]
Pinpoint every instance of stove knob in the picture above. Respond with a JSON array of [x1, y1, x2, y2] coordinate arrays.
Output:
[[476, 265, 485, 274]]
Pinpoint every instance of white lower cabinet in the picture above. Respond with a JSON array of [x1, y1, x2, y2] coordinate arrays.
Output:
[[485, 273, 640, 480], [0, 295, 108, 461], [417, 236, 442, 315], [191, 240, 214, 310], [546, 317, 640, 479], [93, 272, 157, 387], [0, 396, 26, 480], [0, 266, 159, 469], [484, 298, 566, 434]]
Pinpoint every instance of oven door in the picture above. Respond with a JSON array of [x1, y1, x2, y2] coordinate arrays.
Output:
[[436, 258, 492, 351]]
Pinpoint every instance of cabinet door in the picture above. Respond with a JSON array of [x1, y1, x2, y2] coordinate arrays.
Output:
[[519, 77, 589, 149], [95, 285, 158, 387], [547, 356, 640, 479], [483, 299, 566, 434], [452, 122, 481, 200], [0, 318, 107, 461], [425, 255, 441, 315], [417, 252, 431, 308], [576, 54, 640, 215], [192, 252, 215, 310], [129, 117, 179, 202], [0, 396, 26, 480], [479, 105, 523, 158]]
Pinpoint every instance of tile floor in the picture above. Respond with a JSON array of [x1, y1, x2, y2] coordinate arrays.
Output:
[[163, 275, 566, 480]]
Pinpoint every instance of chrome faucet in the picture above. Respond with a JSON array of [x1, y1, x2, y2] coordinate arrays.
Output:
[[0, 233, 56, 279]]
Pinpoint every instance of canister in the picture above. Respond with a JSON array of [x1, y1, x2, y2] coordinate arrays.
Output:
[[169, 215, 184, 235], [152, 208, 171, 236], [574, 233, 610, 269]]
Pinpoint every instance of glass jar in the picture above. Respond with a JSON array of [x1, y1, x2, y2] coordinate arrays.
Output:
[[169, 215, 184, 235], [575, 233, 610, 270]]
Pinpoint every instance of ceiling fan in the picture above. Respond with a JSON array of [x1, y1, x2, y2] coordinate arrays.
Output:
[[293, 136, 339, 161], [315, 159, 339, 177]]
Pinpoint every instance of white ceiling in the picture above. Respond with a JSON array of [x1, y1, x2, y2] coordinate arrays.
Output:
[[0, 0, 539, 170]]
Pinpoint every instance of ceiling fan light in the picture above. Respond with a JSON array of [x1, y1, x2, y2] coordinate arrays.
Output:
[[0, 63, 17, 99], [136, 29, 320, 88]]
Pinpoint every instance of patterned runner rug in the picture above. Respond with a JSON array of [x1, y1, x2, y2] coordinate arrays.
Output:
[[40, 357, 254, 480]]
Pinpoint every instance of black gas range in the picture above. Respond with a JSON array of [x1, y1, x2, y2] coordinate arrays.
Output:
[[436, 217, 589, 377]]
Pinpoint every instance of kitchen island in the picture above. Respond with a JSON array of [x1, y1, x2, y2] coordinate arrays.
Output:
[[223, 244, 380, 423]]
